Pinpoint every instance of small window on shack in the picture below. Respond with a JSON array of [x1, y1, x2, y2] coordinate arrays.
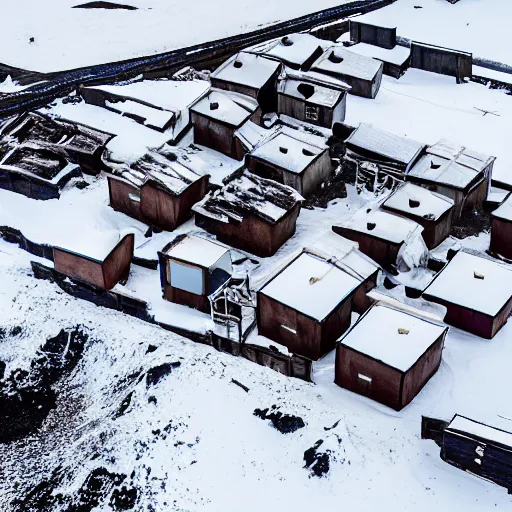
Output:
[[128, 191, 141, 203], [169, 260, 204, 295]]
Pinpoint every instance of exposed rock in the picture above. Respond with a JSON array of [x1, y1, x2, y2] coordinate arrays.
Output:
[[303, 440, 330, 477], [254, 406, 305, 434], [110, 485, 138, 510], [146, 362, 181, 388], [115, 391, 134, 418]]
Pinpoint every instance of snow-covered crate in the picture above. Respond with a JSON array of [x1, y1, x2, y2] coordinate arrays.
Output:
[[490, 195, 512, 260], [349, 19, 397, 50], [422, 251, 512, 339], [407, 140, 496, 218], [53, 231, 134, 291], [382, 183, 455, 249], [106, 145, 209, 231], [190, 90, 258, 160], [0, 144, 82, 200], [310, 47, 384, 99], [332, 209, 424, 270], [158, 235, 232, 314], [335, 303, 448, 410], [210, 52, 282, 112], [193, 170, 303, 257], [245, 130, 331, 196], [257, 251, 361, 361]]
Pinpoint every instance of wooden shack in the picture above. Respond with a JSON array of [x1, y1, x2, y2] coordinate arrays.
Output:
[[193, 171, 303, 257], [422, 414, 512, 493], [257, 251, 361, 360], [53, 232, 134, 291], [311, 47, 384, 99], [382, 183, 455, 249], [190, 90, 257, 160], [407, 140, 495, 218], [245, 130, 331, 196], [422, 251, 512, 339], [277, 73, 349, 128], [349, 20, 397, 50], [107, 145, 208, 231], [210, 52, 282, 111], [307, 231, 380, 314], [0, 144, 81, 200], [332, 209, 424, 270], [335, 303, 448, 410], [158, 235, 232, 313], [81, 79, 210, 140], [410, 42, 472, 84], [490, 195, 512, 260], [245, 33, 325, 71]]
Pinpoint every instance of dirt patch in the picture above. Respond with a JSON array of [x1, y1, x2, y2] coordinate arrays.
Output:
[[451, 208, 491, 239], [254, 406, 305, 434], [73, 1, 138, 10]]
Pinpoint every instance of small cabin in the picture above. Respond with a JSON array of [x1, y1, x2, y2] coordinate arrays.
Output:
[[245, 33, 325, 71], [245, 130, 331, 196], [332, 209, 424, 270], [0, 144, 81, 200], [335, 303, 448, 410], [210, 52, 282, 112], [382, 183, 455, 249], [349, 20, 397, 50], [307, 231, 380, 314], [193, 170, 303, 257], [422, 251, 512, 339], [422, 414, 512, 493], [277, 75, 348, 128], [490, 195, 512, 260], [190, 90, 257, 160], [407, 140, 495, 218], [311, 47, 384, 99], [158, 235, 232, 313], [81, 79, 210, 140], [53, 231, 134, 291], [257, 251, 361, 360], [345, 123, 425, 172]]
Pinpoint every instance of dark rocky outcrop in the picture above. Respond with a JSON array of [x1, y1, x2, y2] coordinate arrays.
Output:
[[303, 440, 330, 477], [146, 362, 181, 388], [254, 406, 305, 434]]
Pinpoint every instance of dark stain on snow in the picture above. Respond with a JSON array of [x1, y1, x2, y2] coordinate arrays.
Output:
[[254, 406, 305, 434], [73, 1, 138, 10]]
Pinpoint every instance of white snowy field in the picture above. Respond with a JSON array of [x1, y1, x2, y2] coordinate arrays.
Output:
[[0, 0, 353, 73], [358, 0, 512, 64]]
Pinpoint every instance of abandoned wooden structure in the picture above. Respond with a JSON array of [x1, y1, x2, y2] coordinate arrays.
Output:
[[422, 414, 512, 493], [81, 78, 210, 140], [407, 140, 495, 218], [410, 42, 472, 84], [332, 209, 424, 269], [422, 251, 512, 339], [349, 20, 397, 49], [210, 52, 282, 111], [158, 235, 232, 314], [193, 171, 303, 257], [0, 144, 81, 200], [382, 183, 455, 249], [311, 47, 384, 99], [53, 232, 134, 291], [106, 145, 209, 231], [190, 90, 257, 160], [0, 112, 113, 175], [245, 130, 331, 196], [307, 231, 380, 314], [277, 72, 349, 128], [257, 251, 360, 360], [245, 33, 325, 71], [490, 195, 512, 260], [335, 303, 447, 410]]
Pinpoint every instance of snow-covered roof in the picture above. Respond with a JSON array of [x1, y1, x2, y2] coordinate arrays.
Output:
[[427, 140, 495, 173], [105, 98, 175, 131], [345, 123, 425, 166], [338, 41, 410, 66], [312, 47, 383, 81], [212, 52, 281, 90], [278, 78, 345, 108], [165, 235, 230, 269], [190, 90, 254, 127], [423, 251, 512, 316], [338, 303, 446, 372], [492, 194, 512, 222], [192, 170, 303, 225], [447, 415, 512, 448], [383, 183, 454, 221], [249, 131, 324, 174], [335, 209, 423, 245], [260, 252, 360, 321], [246, 33, 324, 68]]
